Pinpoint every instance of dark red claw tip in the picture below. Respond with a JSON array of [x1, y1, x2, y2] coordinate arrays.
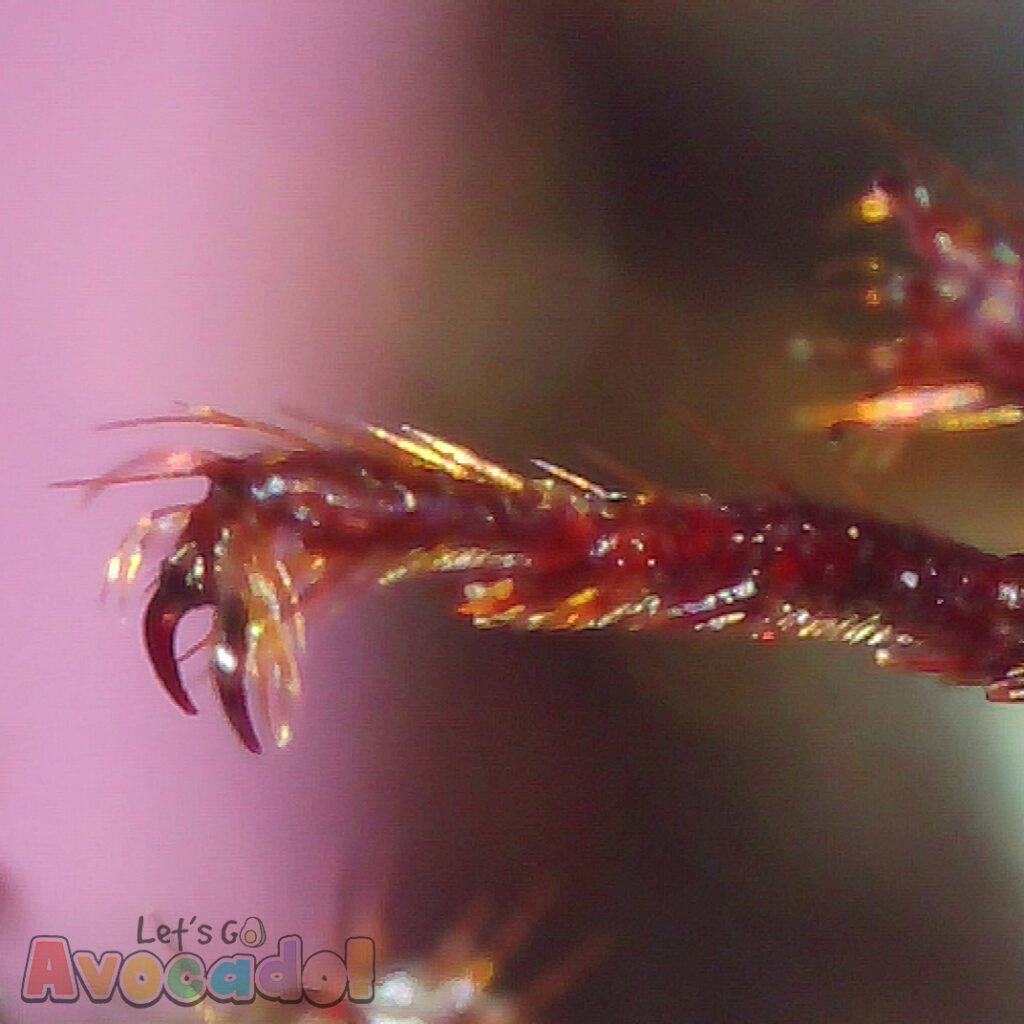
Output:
[[212, 596, 262, 753], [143, 590, 199, 716], [213, 663, 262, 754]]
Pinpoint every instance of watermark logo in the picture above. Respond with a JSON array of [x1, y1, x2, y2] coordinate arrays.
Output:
[[21, 916, 374, 1009]]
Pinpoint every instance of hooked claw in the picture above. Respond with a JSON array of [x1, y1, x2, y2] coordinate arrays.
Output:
[[209, 595, 262, 754], [144, 557, 263, 753], [144, 560, 208, 717]]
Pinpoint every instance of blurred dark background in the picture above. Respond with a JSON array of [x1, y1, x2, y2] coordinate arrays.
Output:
[[336, 3, 1024, 1022]]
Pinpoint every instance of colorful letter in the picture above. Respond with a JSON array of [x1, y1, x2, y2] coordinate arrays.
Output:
[[118, 950, 164, 1007], [22, 936, 78, 1002], [345, 937, 376, 1002], [73, 950, 121, 1002], [255, 934, 301, 1002], [208, 954, 255, 1004], [164, 953, 207, 1006], [302, 950, 347, 1008]]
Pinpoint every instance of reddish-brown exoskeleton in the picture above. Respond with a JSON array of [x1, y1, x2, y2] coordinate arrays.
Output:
[[61, 407, 1024, 753], [797, 120, 1024, 437]]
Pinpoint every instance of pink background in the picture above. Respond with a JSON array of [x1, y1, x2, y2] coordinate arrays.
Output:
[[0, 5, 474, 1020]]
